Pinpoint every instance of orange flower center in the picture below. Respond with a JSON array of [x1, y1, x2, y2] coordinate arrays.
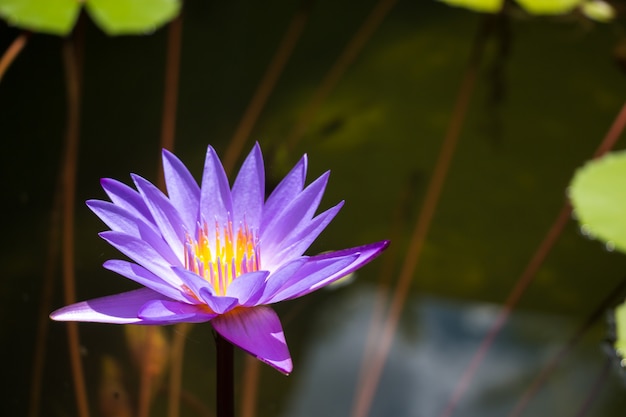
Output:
[[184, 219, 259, 295]]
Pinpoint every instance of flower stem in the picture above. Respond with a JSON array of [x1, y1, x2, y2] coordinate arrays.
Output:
[[215, 331, 234, 417]]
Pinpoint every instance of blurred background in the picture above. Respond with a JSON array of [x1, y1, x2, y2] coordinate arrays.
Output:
[[2, 0, 626, 416]]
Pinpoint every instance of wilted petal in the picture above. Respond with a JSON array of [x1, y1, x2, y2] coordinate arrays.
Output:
[[162, 149, 201, 233], [232, 143, 264, 229], [200, 146, 233, 227], [212, 306, 292, 374], [50, 288, 165, 324], [262, 154, 307, 230], [138, 299, 216, 324]]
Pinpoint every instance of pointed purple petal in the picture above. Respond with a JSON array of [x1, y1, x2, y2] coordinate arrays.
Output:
[[100, 178, 154, 224], [100, 231, 184, 287], [259, 258, 308, 302], [200, 146, 233, 227], [261, 252, 358, 304], [132, 174, 186, 260], [261, 201, 343, 270], [103, 260, 193, 303], [138, 299, 216, 324], [212, 306, 292, 374], [225, 270, 270, 306], [198, 288, 238, 314], [170, 267, 238, 314], [261, 154, 307, 231], [231, 143, 264, 229], [87, 199, 160, 241], [50, 288, 166, 324], [261, 171, 330, 256], [269, 240, 390, 303], [162, 149, 201, 233]]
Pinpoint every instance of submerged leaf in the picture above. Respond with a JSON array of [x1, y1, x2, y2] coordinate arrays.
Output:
[[569, 151, 626, 254]]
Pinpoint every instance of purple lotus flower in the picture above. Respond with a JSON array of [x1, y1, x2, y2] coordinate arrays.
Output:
[[51, 144, 389, 374]]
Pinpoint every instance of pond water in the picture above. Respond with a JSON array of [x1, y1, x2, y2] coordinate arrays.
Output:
[[2, 1, 626, 416]]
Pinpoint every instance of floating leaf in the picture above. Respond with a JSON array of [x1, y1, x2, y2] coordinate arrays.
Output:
[[580, 0, 615, 22], [0, 0, 180, 36], [86, 0, 180, 36], [569, 150, 626, 254], [0, 0, 80, 35], [613, 300, 626, 364], [438, 0, 504, 13], [515, 0, 582, 15]]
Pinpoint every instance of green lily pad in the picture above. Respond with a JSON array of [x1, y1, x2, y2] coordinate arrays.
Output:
[[516, 0, 582, 15], [0, 0, 80, 35], [85, 0, 180, 36], [0, 0, 180, 36], [580, 0, 614, 22], [614, 300, 626, 363], [569, 151, 626, 254], [438, 0, 504, 13]]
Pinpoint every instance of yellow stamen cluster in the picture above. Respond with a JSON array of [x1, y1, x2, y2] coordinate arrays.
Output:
[[184, 219, 259, 295]]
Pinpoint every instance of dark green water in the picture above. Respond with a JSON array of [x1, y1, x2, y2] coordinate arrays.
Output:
[[2, 0, 626, 416]]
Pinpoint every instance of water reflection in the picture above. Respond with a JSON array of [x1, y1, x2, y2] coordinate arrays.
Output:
[[283, 286, 616, 417]]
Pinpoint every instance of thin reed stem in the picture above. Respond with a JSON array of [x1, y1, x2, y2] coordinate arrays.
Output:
[[168, 323, 191, 417], [285, 0, 397, 151], [151, 12, 187, 417], [573, 358, 612, 417], [0, 31, 30, 83], [241, 356, 261, 417], [158, 12, 184, 182], [28, 164, 63, 417], [61, 35, 89, 417], [436, 99, 626, 417], [232, 4, 315, 413], [223, 0, 314, 173], [350, 15, 487, 417], [350, 176, 414, 415]]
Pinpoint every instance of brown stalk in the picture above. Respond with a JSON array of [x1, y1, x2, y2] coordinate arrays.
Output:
[[168, 323, 192, 417], [350, 175, 415, 416], [240, 356, 261, 417], [142, 12, 186, 417], [0, 31, 30, 83], [349, 17, 487, 417], [573, 357, 612, 417], [436, 100, 626, 417], [61, 34, 89, 417], [28, 166, 63, 417], [284, 0, 397, 151], [222, 0, 314, 173]]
